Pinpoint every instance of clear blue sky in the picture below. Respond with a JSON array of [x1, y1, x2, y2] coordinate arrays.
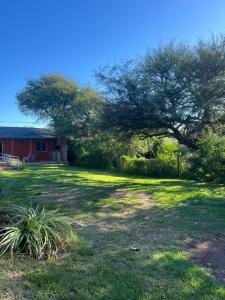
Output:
[[1, 0, 225, 127]]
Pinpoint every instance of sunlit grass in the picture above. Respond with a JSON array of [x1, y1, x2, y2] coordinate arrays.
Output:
[[0, 164, 225, 299]]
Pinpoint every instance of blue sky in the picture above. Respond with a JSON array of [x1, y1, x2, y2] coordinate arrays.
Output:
[[1, 0, 225, 127]]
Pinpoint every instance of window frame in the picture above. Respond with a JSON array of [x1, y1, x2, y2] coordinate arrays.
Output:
[[35, 141, 47, 152]]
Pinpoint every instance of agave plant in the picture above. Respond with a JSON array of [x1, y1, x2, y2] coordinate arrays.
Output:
[[0, 205, 73, 259]]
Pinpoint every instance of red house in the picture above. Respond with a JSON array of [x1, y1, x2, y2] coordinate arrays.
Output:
[[0, 127, 67, 162]]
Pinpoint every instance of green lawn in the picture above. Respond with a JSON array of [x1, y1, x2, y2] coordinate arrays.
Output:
[[0, 165, 225, 299]]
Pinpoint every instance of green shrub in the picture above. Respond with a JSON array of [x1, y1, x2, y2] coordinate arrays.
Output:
[[120, 155, 163, 177], [0, 205, 73, 259], [156, 139, 189, 177], [68, 134, 129, 169], [191, 128, 225, 182], [68, 135, 191, 179], [120, 140, 190, 179]]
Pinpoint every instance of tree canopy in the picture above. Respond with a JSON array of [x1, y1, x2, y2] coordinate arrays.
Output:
[[97, 35, 225, 148], [17, 74, 104, 137]]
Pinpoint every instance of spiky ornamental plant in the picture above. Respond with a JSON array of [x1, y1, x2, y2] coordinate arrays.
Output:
[[0, 205, 73, 259]]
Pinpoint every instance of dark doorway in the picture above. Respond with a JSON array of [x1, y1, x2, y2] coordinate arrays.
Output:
[[0, 142, 2, 155]]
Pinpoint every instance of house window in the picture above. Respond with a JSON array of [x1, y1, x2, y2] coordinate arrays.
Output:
[[36, 142, 47, 152]]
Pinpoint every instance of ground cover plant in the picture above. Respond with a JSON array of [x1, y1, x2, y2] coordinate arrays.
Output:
[[0, 205, 73, 259], [0, 164, 225, 299]]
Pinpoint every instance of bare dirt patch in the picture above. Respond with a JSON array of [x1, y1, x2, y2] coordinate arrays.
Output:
[[184, 239, 225, 284], [98, 189, 157, 220], [36, 185, 84, 206], [111, 189, 153, 209], [112, 188, 149, 201]]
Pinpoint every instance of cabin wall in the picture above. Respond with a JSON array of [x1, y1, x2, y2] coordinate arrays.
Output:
[[0, 138, 11, 154], [13, 139, 31, 159], [0, 138, 64, 161]]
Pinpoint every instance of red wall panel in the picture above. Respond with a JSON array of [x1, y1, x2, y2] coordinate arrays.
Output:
[[13, 139, 30, 158], [31, 139, 55, 161], [0, 139, 11, 154], [0, 138, 57, 161]]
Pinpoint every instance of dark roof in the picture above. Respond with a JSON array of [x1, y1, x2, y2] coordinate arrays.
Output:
[[0, 127, 56, 139]]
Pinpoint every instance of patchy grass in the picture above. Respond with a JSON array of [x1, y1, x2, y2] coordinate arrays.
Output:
[[0, 165, 225, 299]]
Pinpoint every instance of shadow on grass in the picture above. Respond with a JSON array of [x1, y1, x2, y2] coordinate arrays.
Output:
[[23, 202, 225, 298], [1, 164, 225, 233], [1, 165, 225, 298], [1, 164, 225, 206], [24, 235, 221, 300]]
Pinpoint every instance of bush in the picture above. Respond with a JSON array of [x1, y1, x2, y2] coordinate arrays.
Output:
[[120, 139, 190, 178], [68, 134, 129, 169], [156, 139, 189, 177], [0, 205, 73, 259], [120, 155, 169, 177], [191, 128, 225, 181], [68, 135, 191, 179]]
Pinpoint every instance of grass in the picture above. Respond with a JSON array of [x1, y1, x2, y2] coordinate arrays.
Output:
[[0, 164, 225, 299]]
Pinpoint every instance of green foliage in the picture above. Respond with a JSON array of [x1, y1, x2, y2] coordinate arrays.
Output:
[[67, 130, 225, 182], [68, 134, 129, 169], [156, 139, 178, 174], [68, 135, 192, 179], [120, 155, 160, 177], [97, 35, 225, 149], [119, 139, 189, 178], [129, 136, 158, 158], [17, 74, 104, 137], [119, 155, 178, 178], [191, 127, 225, 181], [157, 139, 189, 177], [0, 205, 73, 259]]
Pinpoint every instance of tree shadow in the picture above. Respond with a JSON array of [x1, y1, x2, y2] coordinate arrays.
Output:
[[24, 223, 222, 300], [22, 196, 225, 298], [1, 165, 225, 298]]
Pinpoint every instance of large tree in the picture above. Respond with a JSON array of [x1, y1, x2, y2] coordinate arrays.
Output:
[[97, 35, 225, 148], [17, 74, 104, 137]]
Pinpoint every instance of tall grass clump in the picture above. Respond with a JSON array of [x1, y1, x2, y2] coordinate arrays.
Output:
[[0, 205, 73, 259]]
